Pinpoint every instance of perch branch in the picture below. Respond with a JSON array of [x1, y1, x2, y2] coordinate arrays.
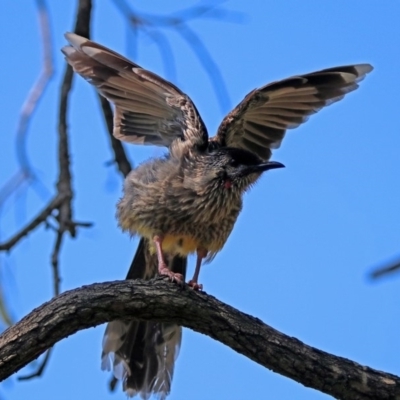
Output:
[[0, 279, 399, 400]]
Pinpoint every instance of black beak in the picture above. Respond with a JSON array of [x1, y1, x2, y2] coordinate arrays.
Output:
[[243, 161, 285, 175]]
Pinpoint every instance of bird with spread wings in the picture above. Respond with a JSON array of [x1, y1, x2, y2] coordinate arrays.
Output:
[[62, 32, 372, 400]]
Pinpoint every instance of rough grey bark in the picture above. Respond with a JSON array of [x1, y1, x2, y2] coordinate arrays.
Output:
[[0, 278, 399, 400]]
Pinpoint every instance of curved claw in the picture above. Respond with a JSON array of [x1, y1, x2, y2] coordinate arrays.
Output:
[[159, 266, 183, 283], [187, 280, 203, 291]]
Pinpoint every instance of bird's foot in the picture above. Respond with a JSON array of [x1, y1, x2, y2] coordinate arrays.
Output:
[[159, 266, 183, 284], [188, 280, 203, 291]]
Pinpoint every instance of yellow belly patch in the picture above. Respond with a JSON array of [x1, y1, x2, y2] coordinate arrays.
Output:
[[144, 234, 200, 256], [134, 227, 223, 256], [162, 234, 199, 256]]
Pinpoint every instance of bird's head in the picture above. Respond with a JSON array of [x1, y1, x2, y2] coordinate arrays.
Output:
[[187, 147, 284, 195]]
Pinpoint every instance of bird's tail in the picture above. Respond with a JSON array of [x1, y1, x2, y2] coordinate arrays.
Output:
[[101, 237, 187, 399]]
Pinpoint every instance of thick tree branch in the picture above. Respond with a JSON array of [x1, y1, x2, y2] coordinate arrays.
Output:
[[0, 279, 398, 399]]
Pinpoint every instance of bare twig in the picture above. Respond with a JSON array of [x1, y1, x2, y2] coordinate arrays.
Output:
[[53, 0, 93, 272], [0, 0, 54, 212], [369, 257, 400, 280], [0, 0, 54, 337], [46, 0, 93, 311], [174, 22, 231, 111], [57, 63, 75, 235], [97, 95, 132, 178], [18, 348, 53, 381], [114, 1, 245, 27], [13, 0, 94, 382], [1, 279, 399, 400], [0, 171, 30, 208], [17, 0, 54, 173], [111, 0, 235, 112], [170, 3, 245, 24], [51, 232, 63, 296], [0, 195, 65, 252], [141, 28, 177, 82]]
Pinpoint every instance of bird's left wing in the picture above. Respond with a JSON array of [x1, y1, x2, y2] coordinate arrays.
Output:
[[62, 33, 208, 148], [213, 64, 373, 160]]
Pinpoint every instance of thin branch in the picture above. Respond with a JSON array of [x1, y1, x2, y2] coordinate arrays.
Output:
[[141, 29, 177, 82], [171, 4, 246, 24], [112, 0, 233, 113], [17, 348, 53, 381], [17, 0, 54, 172], [0, 279, 399, 400], [0, 171, 31, 208], [0, 0, 93, 254], [0, 0, 54, 212], [0, 0, 54, 222], [53, 0, 93, 266], [0, 0, 55, 342], [0, 195, 65, 252], [56, 0, 92, 231], [113, 1, 178, 80], [50, 232, 63, 296], [15, 0, 94, 382], [97, 95, 132, 178], [369, 257, 400, 280], [174, 22, 231, 111], [119, 1, 246, 28]]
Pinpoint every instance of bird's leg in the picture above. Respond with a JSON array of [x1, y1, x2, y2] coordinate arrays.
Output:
[[188, 248, 207, 291], [153, 235, 183, 283]]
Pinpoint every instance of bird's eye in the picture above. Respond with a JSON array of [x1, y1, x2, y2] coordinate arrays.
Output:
[[230, 159, 239, 167]]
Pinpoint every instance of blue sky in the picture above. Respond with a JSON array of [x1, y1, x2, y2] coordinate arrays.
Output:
[[1, 1, 400, 399]]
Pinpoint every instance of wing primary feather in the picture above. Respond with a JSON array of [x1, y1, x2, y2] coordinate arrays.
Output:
[[214, 64, 373, 159]]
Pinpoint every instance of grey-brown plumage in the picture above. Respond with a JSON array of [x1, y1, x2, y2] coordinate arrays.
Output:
[[62, 32, 373, 399]]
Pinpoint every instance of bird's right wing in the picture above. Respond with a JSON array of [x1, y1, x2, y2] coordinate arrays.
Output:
[[62, 33, 208, 148]]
